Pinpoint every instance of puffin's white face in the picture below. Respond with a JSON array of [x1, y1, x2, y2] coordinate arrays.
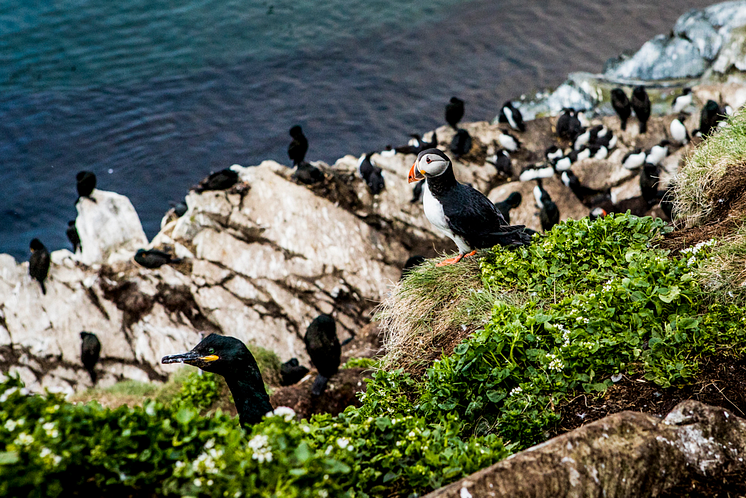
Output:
[[408, 149, 450, 183]]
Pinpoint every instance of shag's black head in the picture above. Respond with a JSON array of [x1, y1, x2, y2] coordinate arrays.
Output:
[[30, 238, 45, 252], [505, 192, 522, 208], [633, 86, 647, 98], [289, 125, 304, 138], [162, 334, 254, 375]]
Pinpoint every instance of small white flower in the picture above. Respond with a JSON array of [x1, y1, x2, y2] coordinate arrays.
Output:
[[248, 434, 273, 463], [40, 447, 52, 458], [267, 406, 295, 421], [509, 386, 523, 397], [194, 478, 202, 487], [337, 437, 350, 449], [4, 419, 17, 432], [14, 432, 34, 446], [0, 387, 19, 403]]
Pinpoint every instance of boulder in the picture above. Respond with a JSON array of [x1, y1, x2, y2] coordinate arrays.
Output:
[[75, 189, 148, 266], [424, 400, 746, 498], [605, 34, 708, 81]]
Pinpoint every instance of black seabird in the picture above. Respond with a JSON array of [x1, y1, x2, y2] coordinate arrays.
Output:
[[304, 314, 341, 397], [622, 148, 647, 170], [292, 161, 324, 185], [494, 192, 522, 224], [288, 125, 309, 167], [588, 144, 608, 160], [660, 182, 676, 221], [193, 168, 239, 193], [162, 334, 273, 428], [670, 114, 690, 145], [499, 101, 526, 132], [611, 88, 631, 131], [671, 88, 693, 114], [561, 171, 609, 207], [497, 131, 521, 152], [533, 181, 559, 232], [631, 86, 651, 134], [487, 149, 512, 177], [553, 154, 573, 172], [388, 132, 439, 156], [280, 358, 309, 386], [76, 171, 97, 202], [411, 181, 424, 204], [450, 128, 473, 158], [134, 248, 183, 269], [640, 162, 660, 205], [445, 97, 465, 130], [357, 153, 385, 195], [556, 108, 582, 140], [408, 148, 531, 266], [169, 200, 188, 217], [66, 220, 81, 253], [29, 238, 50, 295], [698, 100, 725, 137], [646, 140, 670, 166], [80, 331, 101, 384]]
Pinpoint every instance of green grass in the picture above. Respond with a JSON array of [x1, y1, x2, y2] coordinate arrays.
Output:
[[674, 108, 746, 227]]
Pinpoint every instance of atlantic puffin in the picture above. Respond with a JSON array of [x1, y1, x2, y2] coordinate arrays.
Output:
[[631, 86, 651, 134], [408, 148, 531, 266], [611, 88, 631, 131]]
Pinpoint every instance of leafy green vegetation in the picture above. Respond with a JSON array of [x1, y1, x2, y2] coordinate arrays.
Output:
[[2, 213, 746, 497]]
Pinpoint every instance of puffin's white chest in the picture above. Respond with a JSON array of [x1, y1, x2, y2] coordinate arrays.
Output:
[[422, 183, 471, 254]]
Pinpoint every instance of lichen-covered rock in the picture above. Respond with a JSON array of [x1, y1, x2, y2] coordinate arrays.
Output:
[[424, 400, 746, 498]]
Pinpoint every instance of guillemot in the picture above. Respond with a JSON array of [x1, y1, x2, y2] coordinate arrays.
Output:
[[499, 101, 526, 132]]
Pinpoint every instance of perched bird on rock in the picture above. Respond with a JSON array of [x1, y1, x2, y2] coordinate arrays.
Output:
[[304, 314, 341, 397], [534, 181, 560, 232], [519, 163, 554, 182], [494, 192, 522, 224], [408, 148, 532, 266], [487, 149, 512, 177], [410, 180, 424, 204], [169, 200, 188, 217], [450, 128, 473, 158], [499, 101, 526, 132], [556, 108, 582, 140], [357, 153, 385, 195], [573, 127, 591, 151], [288, 125, 309, 167], [29, 238, 50, 295], [193, 168, 239, 193], [561, 171, 609, 207], [698, 100, 725, 137], [162, 334, 273, 428], [622, 148, 647, 170], [280, 358, 310, 386], [553, 153, 573, 172], [386, 132, 439, 156], [76, 171, 97, 202], [445, 97, 465, 130], [66, 220, 81, 253], [671, 88, 693, 114], [80, 331, 101, 384], [292, 161, 324, 185], [545, 146, 563, 163], [134, 248, 183, 269], [611, 88, 631, 131], [670, 114, 690, 145], [497, 131, 521, 152], [646, 140, 670, 166], [640, 163, 660, 205], [631, 86, 651, 134]]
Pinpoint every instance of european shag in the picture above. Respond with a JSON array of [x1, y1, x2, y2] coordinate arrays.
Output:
[[80, 331, 101, 384], [449, 129, 472, 158], [445, 97, 465, 130], [162, 334, 273, 427], [134, 248, 182, 269], [193, 168, 239, 193], [66, 220, 81, 253], [76, 171, 97, 203], [610, 88, 631, 131], [304, 314, 341, 397], [292, 161, 324, 185], [280, 358, 310, 386], [494, 192, 522, 224], [408, 148, 531, 266], [631, 86, 651, 134], [29, 238, 50, 295], [288, 125, 309, 167]]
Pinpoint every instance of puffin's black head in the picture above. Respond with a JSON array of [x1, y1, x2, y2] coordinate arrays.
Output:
[[505, 192, 522, 208], [162, 334, 253, 375], [29, 238, 45, 252], [289, 125, 303, 138], [408, 148, 451, 183], [589, 207, 607, 221]]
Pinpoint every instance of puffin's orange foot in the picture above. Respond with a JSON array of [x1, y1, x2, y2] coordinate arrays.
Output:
[[436, 250, 476, 267]]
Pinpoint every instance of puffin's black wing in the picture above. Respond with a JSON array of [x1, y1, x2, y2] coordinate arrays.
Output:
[[441, 184, 531, 249]]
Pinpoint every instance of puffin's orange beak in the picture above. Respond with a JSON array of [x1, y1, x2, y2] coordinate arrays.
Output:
[[408, 162, 425, 183]]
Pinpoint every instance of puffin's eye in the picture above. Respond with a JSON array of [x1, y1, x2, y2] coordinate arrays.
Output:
[[426, 157, 432, 163]]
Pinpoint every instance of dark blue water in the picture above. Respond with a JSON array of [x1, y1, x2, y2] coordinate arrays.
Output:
[[0, 0, 717, 260]]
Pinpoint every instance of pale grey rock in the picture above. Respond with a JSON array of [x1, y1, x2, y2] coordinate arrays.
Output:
[[605, 34, 708, 81], [703, 0, 746, 29], [674, 10, 723, 60], [76, 189, 148, 266]]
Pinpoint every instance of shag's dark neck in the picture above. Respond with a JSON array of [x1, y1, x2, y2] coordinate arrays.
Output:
[[224, 369, 273, 428], [426, 164, 458, 198]]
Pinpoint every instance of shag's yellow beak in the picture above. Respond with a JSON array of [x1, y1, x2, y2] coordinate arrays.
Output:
[[408, 162, 425, 183]]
